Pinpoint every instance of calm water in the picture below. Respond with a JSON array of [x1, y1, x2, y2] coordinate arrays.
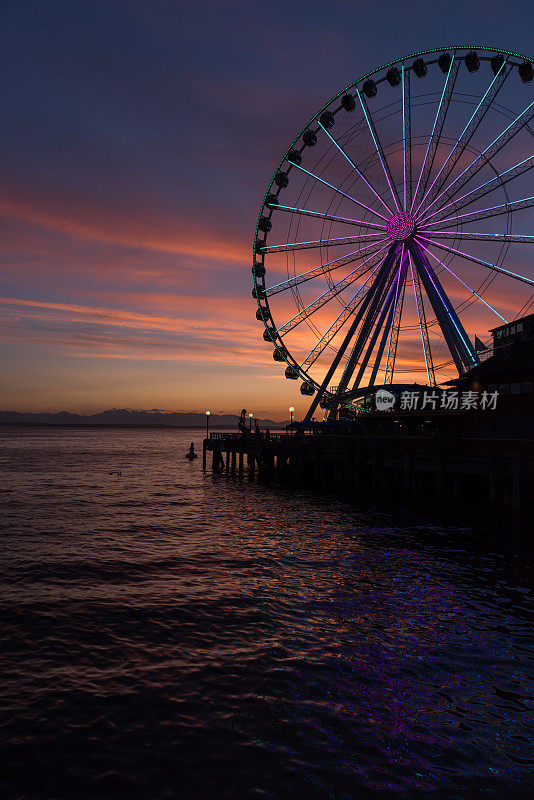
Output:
[[1, 426, 533, 800]]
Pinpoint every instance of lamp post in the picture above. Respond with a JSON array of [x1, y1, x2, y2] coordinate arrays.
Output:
[[289, 406, 294, 433], [205, 410, 210, 437], [248, 412, 253, 432]]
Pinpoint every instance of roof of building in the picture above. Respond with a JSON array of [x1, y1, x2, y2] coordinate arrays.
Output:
[[489, 312, 534, 334]]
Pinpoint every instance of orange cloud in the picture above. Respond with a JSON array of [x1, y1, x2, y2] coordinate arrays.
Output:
[[0, 186, 249, 263]]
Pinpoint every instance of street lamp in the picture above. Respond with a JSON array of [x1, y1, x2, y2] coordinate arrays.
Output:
[[248, 412, 253, 432], [205, 410, 210, 437], [289, 406, 294, 433]]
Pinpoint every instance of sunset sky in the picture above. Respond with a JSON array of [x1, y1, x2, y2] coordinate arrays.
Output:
[[1, 0, 533, 419]]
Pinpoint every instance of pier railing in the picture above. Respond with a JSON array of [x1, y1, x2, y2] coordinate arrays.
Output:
[[208, 429, 438, 441]]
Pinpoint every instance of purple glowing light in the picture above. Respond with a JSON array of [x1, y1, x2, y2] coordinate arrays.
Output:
[[387, 212, 416, 241]]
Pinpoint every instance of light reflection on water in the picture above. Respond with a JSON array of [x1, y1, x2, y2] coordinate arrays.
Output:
[[0, 426, 533, 799]]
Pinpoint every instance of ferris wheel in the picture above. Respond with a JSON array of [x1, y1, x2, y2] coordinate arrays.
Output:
[[252, 46, 534, 420]]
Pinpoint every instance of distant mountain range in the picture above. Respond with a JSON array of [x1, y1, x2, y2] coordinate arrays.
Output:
[[0, 409, 288, 428]]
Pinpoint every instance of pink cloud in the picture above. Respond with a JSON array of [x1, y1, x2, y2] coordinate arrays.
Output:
[[0, 186, 249, 263]]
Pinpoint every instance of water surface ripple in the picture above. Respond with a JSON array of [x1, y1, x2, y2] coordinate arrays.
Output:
[[1, 427, 533, 799]]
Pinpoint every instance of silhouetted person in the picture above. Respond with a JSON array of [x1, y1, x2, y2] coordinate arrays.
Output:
[[238, 409, 248, 434]]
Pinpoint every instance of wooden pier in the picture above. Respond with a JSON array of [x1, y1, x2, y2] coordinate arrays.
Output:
[[204, 431, 534, 515]]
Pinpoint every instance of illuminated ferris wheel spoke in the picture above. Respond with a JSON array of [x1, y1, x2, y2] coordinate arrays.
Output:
[[420, 153, 534, 226], [423, 230, 534, 245], [421, 195, 534, 229], [305, 245, 399, 420], [402, 65, 412, 210], [302, 298, 364, 368], [265, 240, 389, 296], [318, 122, 394, 215], [413, 59, 510, 218], [271, 203, 387, 230], [302, 257, 390, 366], [417, 235, 534, 287], [302, 253, 393, 367], [368, 258, 409, 387], [410, 258, 433, 385], [286, 160, 389, 221], [410, 55, 459, 213], [416, 239, 509, 321], [339, 256, 403, 395], [412, 255, 436, 383], [331, 247, 401, 398], [409, 242, 477, 372], [383, 247, 409, 384], [383, 292, 400, 383], [356, 89, 402, 212], [352, 274, 401, 389], [419, 97, 534, 219], [260, 231, 385, 254], [276, 250, 387, 335]]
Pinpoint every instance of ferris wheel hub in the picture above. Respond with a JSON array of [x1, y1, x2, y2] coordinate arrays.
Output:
[[386, 211, 416, 241]]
